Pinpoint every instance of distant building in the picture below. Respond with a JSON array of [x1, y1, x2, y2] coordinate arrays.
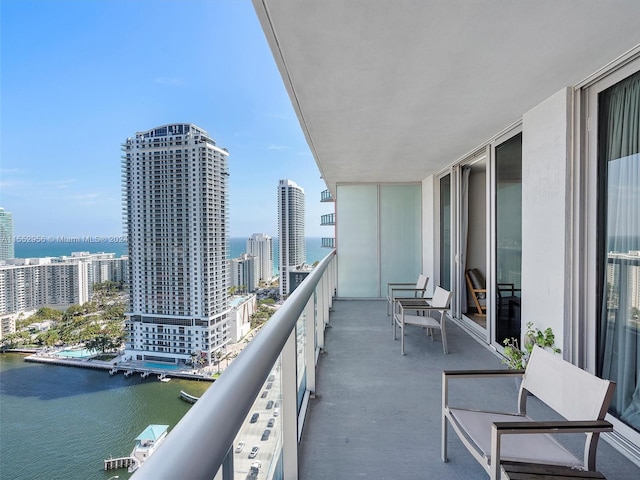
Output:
[[278, 179, 306, 297], [0, 258, 90, 314], [247, 233, 273, 282], [0, 314, 17, 340], [229, 253, 258, 293], [122, 124, 230, 366], [0, 253, 127, 317], [0, 208, 14, 260], [227, 294, 257, 343]]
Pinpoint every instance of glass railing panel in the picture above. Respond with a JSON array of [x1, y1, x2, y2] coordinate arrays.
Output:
[[233, 356, 282, 479], [130, 251, 336, 480], [296, 313, 306, 396]]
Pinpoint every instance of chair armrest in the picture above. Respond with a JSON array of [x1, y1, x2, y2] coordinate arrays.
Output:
[[489, 420, 613, 479], [389, 287, 426, 296], [397, 300, 452, 314], [387, 282, 417, 290], [443, 369, 525, 379], [492, 419, 613, 435]]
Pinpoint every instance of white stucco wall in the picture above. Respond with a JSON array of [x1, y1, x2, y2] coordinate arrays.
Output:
[[422, 175, 435, 295], [521, 87, 571, 349]]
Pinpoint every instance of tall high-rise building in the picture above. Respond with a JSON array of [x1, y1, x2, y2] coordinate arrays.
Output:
[[122, 124, 230, 366], [278, 179, 306, 298], [247, 233, 273, 282], [229, 253, 258, 293], [0, 208, 14, 260]]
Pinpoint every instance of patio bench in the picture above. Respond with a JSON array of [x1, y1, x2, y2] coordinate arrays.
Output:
[[442, 345, 615, 480]]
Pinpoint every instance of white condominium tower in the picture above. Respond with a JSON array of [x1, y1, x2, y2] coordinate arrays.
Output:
[[278, 179, 305, 298], [247, 233, 273, 282], [122, 124, 230, 366]]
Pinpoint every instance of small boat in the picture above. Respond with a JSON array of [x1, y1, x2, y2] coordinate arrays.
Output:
[[179, 390, 200, 404], [158, 374, 171, 382]]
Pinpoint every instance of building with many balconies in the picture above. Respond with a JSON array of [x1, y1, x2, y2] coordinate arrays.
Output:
[[278, 179, 306, 298], [122, 123, 230, 366], [0, 208, 14, 261], [229, 253, 258, 293]]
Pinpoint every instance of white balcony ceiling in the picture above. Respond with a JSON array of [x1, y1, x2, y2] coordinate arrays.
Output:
[[253, 0, 640, 193]]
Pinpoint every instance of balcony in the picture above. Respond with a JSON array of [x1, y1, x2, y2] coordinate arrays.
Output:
[[132, 250, 639, 480], [320, 189, 334, 202], [320, 213, 335, 226], [321, 237, 335, 249]]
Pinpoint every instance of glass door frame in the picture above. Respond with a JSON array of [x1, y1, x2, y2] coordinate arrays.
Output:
[[581, 54, 640, 452], [458, 150, 490, 341], [490, 125, 523, 351]]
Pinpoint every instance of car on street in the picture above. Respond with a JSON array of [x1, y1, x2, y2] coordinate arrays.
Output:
[[261, 429, 271, 441], [235, 441, 245, 453], [274, 408, 279, 417], [266, 400, 273, 409], [248, 446, 259, 458], [268, 375, 275, 382], [261, 390, 268, 398], [267, 418, 275, 427], [266, 382, 273, 390], [250, 412, 259, 423]]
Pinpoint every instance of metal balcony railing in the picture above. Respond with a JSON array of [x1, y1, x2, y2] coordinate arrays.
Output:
[[320, 213, 335, 226], [321, 237, 335, 248], [320, 189, 334, 202], [131, 249, 336, 480]]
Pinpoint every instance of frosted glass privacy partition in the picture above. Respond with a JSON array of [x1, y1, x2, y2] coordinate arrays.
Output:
[[337, 184, 422, 298], [380, 184, 421, 297], [337, 185, 379, 297]]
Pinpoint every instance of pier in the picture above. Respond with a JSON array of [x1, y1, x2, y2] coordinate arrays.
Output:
[[104, 456, 135, 471], [21, 352, 215, 382]]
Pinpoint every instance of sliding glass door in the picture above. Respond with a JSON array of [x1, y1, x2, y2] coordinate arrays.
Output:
[[494, 133, 523, 346], [439, 174, 451, 291], [596, 70, 640, 434]]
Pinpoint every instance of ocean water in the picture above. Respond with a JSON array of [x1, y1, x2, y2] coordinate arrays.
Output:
[[13, 237, 330, 276]]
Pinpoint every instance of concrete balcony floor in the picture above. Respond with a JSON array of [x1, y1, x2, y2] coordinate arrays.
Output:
[[298, 299, 640, 479]]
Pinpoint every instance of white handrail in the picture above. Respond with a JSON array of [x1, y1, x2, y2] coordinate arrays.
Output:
[[132, 250, 336, 479]]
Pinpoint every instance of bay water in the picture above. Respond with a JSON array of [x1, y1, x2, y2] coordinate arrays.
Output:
[[0, 353, 212, 479]]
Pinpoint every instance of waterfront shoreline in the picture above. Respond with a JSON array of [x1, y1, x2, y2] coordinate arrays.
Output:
[[20, 350, 216, 382]]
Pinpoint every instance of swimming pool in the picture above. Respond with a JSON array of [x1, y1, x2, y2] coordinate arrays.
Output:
[[56, 348, 97, 358], [143, 361, 181, 371]]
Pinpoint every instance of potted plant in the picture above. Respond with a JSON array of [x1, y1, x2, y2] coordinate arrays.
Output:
[[502, 322, 561, 370]]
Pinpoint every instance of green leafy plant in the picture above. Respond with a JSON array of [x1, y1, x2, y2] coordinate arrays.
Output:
[[502, 322, 561, 370]]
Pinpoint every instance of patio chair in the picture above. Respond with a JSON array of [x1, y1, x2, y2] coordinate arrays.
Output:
[[465, 268, 486, 316], [393, 286, 452, 354], [386, 274, 429, 317]]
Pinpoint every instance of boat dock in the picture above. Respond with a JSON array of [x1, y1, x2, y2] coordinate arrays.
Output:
[[23, 353, 215, 382], [104, 456, 135, 471]]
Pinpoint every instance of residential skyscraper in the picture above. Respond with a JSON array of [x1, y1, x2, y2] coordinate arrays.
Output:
[[229, 253, 258, 293], [0, 208, 14, 260], [278, 179, 306, 297], [122, 124, 230, 366], [246, 233, 273, 282]]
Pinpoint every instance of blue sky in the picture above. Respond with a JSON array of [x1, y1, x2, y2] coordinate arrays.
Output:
[[0, 0, 329, 238]]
